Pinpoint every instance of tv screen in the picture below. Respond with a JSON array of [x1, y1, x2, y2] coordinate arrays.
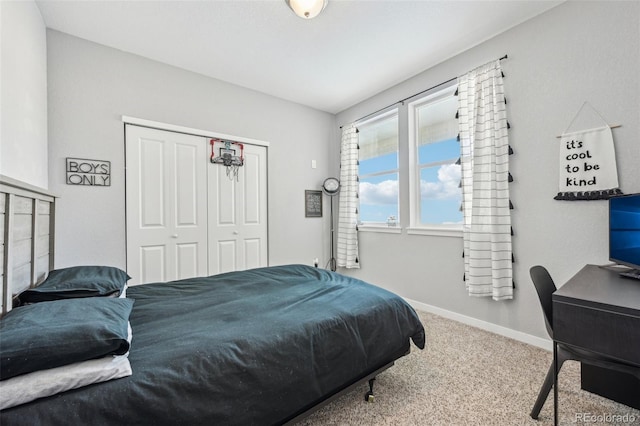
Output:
[[609, 193, 640, 270]]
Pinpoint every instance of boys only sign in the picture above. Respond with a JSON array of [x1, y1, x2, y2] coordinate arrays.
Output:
[[554, 126, 621, 200], [66, 158, 111, 186]]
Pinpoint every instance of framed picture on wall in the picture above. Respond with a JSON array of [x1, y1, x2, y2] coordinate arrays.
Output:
[[305, 190, 322, 217]]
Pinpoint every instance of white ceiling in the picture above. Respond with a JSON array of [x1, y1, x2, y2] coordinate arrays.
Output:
[[35, 0, 563, 114]]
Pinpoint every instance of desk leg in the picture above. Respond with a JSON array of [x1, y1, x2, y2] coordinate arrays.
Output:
[[553, 342, 558, 426]]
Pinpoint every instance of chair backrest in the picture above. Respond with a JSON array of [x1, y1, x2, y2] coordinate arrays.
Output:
[[530, 265, 557, 339]]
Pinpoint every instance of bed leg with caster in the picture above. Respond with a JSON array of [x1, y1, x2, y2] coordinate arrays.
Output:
[[364, 378, 376, 403]]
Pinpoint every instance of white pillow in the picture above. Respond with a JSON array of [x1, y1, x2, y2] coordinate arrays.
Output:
[[0, 322, 133, 410], [0, 354, 132, 410]]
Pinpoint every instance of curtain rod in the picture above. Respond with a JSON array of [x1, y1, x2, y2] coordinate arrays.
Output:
[[341, 54, 508, 128]]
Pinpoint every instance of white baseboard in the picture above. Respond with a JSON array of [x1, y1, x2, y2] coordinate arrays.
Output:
[[405, 298, 552, 352]]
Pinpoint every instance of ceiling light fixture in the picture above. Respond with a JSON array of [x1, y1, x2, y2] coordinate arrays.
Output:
[[285, 0, 328, 19]]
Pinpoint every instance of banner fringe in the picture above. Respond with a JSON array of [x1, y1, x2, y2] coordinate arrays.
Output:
[[554, 188, 623, 200]]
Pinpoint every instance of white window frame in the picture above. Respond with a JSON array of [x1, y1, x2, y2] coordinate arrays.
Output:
[[356, 108, 400, 230], [407, 83, 462, 238]]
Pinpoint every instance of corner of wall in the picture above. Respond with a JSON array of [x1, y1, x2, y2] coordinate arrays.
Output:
[[0, 0, 48, 189]]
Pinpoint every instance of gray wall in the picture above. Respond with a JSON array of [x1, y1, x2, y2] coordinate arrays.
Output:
[[46, 30, 335, 270], [7, 1, 639, 343], [335, 1, 640, 340], [0, 1, 48, 188]]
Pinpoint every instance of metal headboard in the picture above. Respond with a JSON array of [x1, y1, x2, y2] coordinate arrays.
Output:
[[1, 175, 56, 315]]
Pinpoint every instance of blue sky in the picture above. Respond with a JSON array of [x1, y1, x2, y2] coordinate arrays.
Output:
[[359, 137, 461, 224]]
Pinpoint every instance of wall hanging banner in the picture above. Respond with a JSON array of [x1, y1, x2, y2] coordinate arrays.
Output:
[[555, 126, 622, 200]]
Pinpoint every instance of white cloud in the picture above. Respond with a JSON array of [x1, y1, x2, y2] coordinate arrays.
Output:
[[359, 180, 398, 205], [358, 164, 461, 205], [420, 164, 461, 200]]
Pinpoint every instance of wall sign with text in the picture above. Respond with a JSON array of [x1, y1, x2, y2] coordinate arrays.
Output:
[[66, 158, 111, 186], [554, 126, 621, 200], [554, 102, 622, 200]]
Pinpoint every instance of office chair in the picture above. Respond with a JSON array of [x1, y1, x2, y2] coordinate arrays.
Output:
[[529, 265, 640, 420]]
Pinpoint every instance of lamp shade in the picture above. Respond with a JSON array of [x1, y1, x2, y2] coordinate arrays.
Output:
[[322, 177, 340, 195], [286, 0, 328, 19]]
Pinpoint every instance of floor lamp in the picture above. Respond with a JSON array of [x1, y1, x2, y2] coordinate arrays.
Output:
[[322, 177, 340, 271]]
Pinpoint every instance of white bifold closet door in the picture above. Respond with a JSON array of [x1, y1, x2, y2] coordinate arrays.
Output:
[[208, 143, 268, 275], [125, 125, 208, 285], [125, 124, 268, 285]]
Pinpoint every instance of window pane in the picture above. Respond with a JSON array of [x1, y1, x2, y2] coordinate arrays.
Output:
[[416, 94, 458, 151], [359, 172, 399, 224], [359, 151, 398, 176], [359, 113, 398, 161], [411, 85, 461, 228], [358, 111, 399, 225], [418, 137, 459, 165]]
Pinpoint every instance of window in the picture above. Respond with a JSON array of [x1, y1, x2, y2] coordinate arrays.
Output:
[[357, 110, 399, 227], [409, 84, 462, 232], [350, 83, 461, 236]]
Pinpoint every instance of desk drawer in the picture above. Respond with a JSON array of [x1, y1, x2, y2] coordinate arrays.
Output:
[[553, 300, 640, 365]]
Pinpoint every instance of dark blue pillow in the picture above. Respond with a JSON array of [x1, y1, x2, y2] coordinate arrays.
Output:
[[18, 265, 130, 304], [0, 297, 134, 380]]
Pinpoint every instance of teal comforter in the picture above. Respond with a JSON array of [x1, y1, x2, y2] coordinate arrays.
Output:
[[1, 265, 425, 425]]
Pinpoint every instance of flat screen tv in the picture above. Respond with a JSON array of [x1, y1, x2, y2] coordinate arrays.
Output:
[[609, 193, 640, 276]]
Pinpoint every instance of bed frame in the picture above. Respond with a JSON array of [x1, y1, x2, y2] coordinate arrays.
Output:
[[0, 175, 56, 315], [282, 351, 406, 424]]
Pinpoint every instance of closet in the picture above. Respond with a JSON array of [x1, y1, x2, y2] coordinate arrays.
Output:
[[125, 123, 268, 285]]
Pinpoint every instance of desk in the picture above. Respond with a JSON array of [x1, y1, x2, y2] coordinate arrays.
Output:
[[553, 264, 640, 416]]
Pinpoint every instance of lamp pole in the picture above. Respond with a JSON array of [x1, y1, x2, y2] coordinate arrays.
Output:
[[322, 177, 340, 272]]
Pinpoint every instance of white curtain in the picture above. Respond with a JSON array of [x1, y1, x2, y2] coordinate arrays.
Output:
[[337, 123, 360, 269], [458, 60, 512, 301]]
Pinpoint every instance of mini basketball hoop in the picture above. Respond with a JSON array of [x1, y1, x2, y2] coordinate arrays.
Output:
[[210, 139, 244, 181]]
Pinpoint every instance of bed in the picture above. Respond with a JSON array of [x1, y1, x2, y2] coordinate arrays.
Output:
[[0, 178, 425, 425]]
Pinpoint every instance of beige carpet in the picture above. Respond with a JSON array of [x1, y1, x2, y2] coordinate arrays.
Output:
[[299, 311, 640, 425]]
